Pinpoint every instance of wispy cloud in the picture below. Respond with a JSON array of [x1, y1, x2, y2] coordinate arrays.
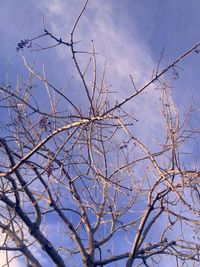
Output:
[[38, 0, 153, 83], [0, 235, 23, 267], [35, 0, 163, 145]]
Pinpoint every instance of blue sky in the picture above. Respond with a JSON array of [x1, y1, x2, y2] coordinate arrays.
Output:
[[1, 1, 200, 266], [1, 0, 200, 98], [1, 0, 200, 131]]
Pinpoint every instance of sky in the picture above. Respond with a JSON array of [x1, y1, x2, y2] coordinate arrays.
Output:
[[1, 1, 200, 266], [1, 0, 200, 139]]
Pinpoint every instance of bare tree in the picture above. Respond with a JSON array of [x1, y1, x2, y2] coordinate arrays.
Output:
[[0, 1, 200, 266]]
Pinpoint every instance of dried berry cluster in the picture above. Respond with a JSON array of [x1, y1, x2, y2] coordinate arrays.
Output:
[[16, 39, 32, 52]]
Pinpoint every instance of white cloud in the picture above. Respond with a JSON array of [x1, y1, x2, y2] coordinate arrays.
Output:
[[46, 0, 63, 16], [0, 250, 22, 267], [39, 0, 153, 83], [33, 0, 163, 145]]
